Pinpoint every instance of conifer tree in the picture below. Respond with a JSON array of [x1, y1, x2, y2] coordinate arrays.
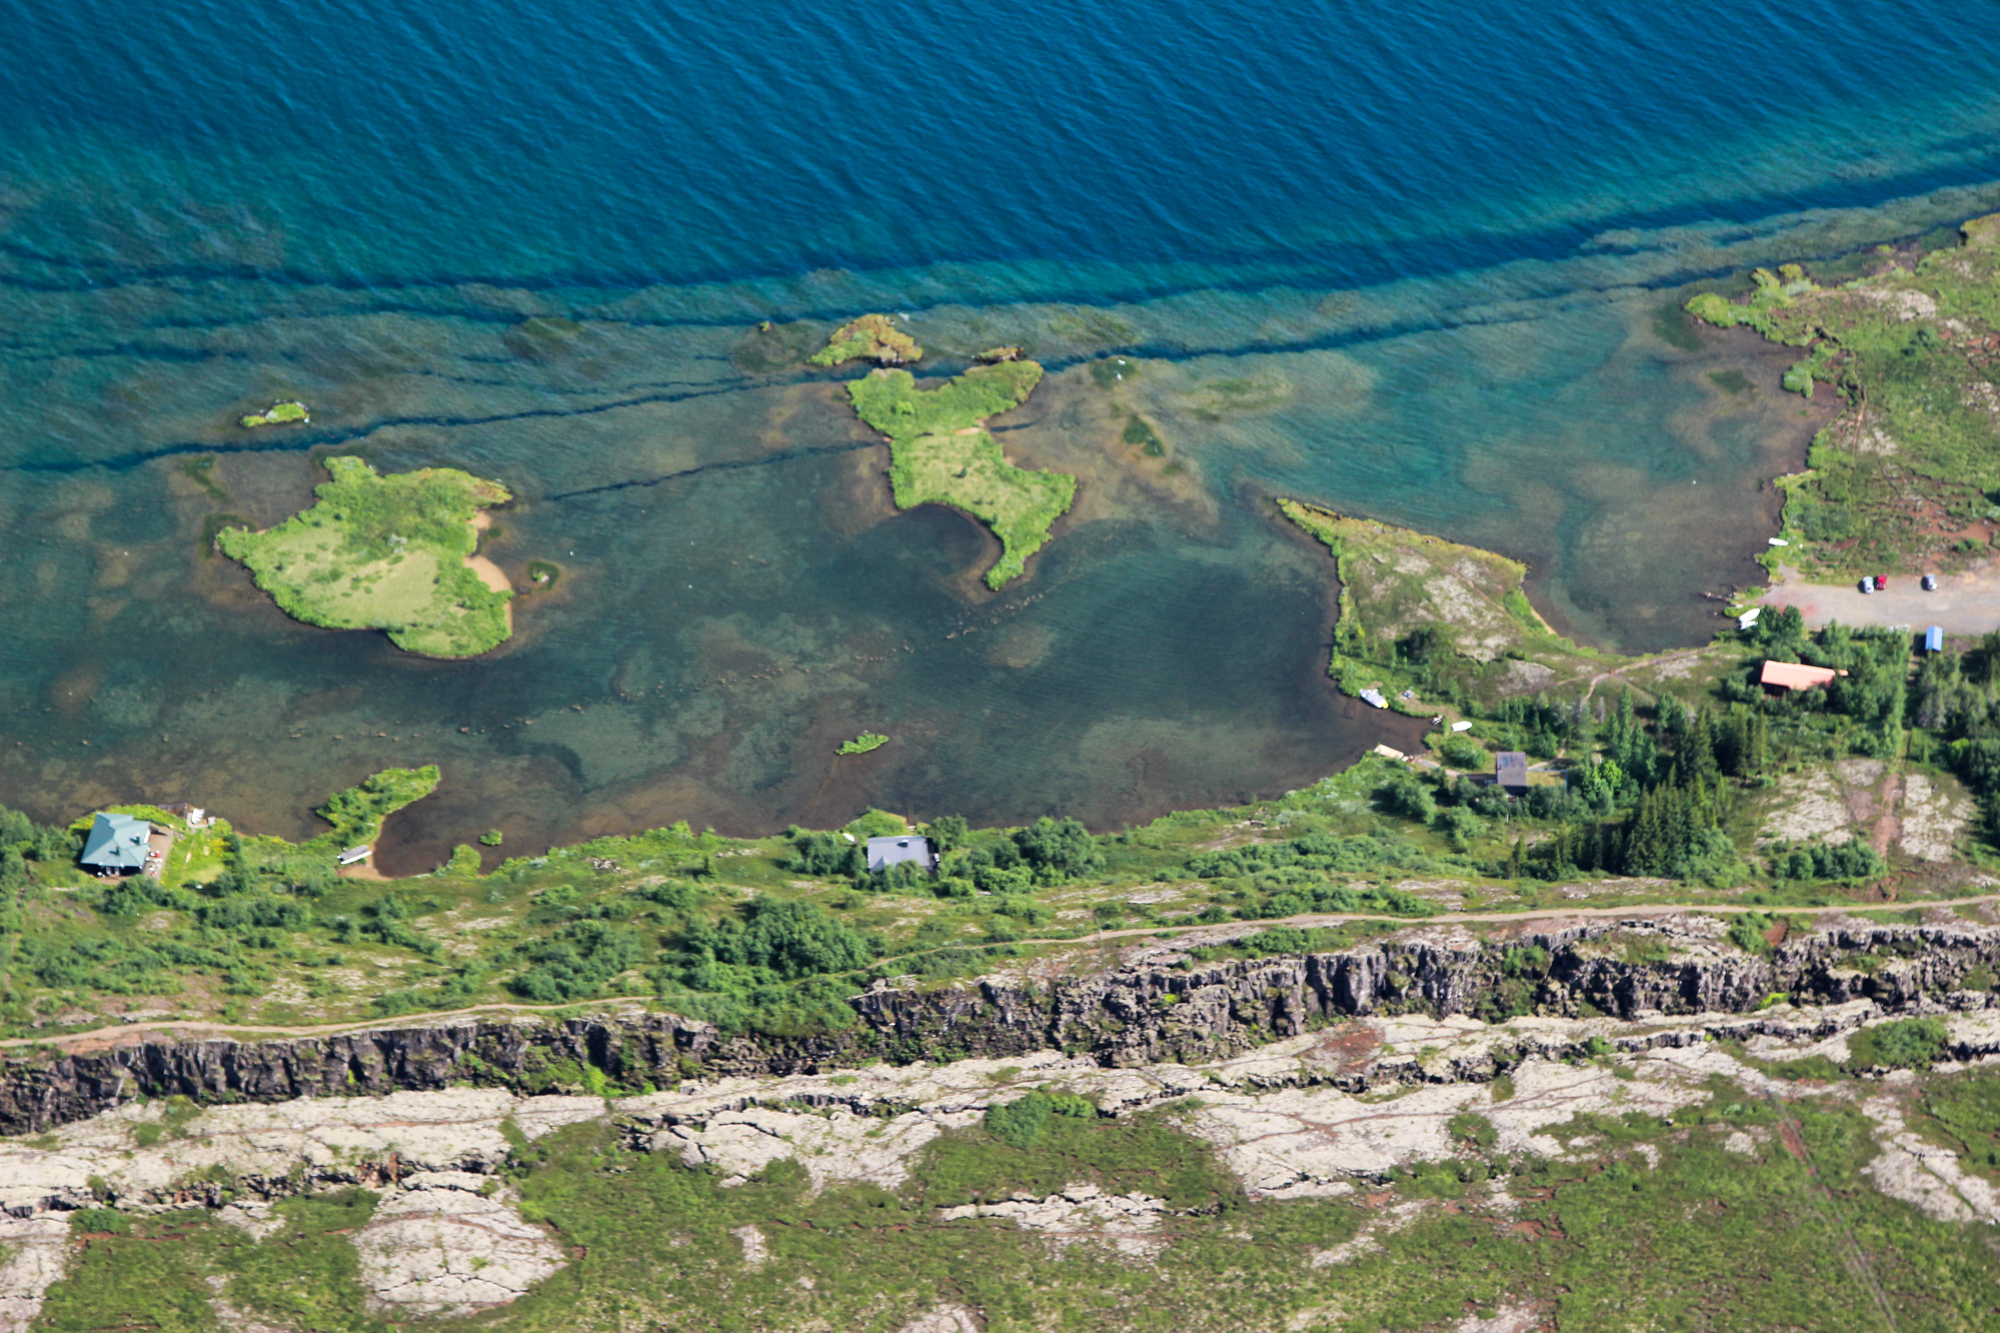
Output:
[[1678, 707, 1719, 785]]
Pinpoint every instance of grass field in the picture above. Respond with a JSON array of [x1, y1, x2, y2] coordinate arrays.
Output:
[[217, 456, 513, 658], [30, 1061, 2000, 1333]]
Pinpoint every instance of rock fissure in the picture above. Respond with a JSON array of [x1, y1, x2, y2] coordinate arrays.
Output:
[[0, 918, 1997, 1135]]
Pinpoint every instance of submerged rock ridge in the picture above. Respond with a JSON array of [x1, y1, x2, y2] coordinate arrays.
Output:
[[3, 915, 1998, 1133]]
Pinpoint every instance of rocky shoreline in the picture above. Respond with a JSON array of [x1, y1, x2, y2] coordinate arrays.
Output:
[[3, 914, 1994, 1135]]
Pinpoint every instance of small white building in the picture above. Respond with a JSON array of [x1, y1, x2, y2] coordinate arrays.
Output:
[[338, 845, 372, 867]]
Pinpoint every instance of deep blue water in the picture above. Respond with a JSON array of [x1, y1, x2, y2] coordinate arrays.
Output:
[[7, 0, 2000, 290], [4, 0, 2000, 858]]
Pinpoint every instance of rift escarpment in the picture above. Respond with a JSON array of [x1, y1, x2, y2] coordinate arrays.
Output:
[[4, 916, 1995, 1134]]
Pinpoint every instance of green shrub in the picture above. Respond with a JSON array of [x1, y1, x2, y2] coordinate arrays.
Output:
[[1438, 734, 1486, 768], [680, 898, 876, 984], [509, 921, 644, 1001], [983, 1090, 1096, 1149], [1447, 1112, 1499, 1150], [1727, 912, 1777, 956], [1849, 1017, 1949, 1070], [68, 1207, 129, 1234], [1244, 925, 1310, 953]]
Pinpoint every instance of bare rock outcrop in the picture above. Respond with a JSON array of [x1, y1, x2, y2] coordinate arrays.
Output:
[[0, 1216, 72, 1333], [350, 1173, 567, 1316]]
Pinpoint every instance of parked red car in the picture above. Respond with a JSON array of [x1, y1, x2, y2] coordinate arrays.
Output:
[[1873, 574, 1888, 590]]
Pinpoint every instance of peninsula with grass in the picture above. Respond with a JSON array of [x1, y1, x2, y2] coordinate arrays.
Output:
[[822, 318, 1077, 588], [217, 455, 515, 658], [1687, 213, 2000, 583], [1278, 499, 1690, 716]]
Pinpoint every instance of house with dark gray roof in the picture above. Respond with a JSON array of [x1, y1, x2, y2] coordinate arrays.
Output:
[[1495, 751, 1530, 796], [80, 812, 153, 873], [866, 835, 936, 875]]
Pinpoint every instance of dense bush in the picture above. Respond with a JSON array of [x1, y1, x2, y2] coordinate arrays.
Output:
[[19, 934, 244, 994], [195, 893, 312, 932], [788, 829, 862, 878], [683, 898, 875, 982], [983, 1089, 1095, 1148], [509, 921, 645, 1002], [1771, 840, 1884, 882], [1188, 830, 1452, 885], [1254, 882, 1434, 920], [1849, 1017, 1949, 1070], [1010, 817, 1100, 880]]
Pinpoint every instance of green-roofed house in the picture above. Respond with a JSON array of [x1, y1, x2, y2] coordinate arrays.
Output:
[[80, 812, 153, 874]]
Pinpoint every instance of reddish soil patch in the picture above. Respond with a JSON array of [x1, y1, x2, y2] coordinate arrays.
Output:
[[1309, 1023, 1383, 1075], [1778, 1119, 1809, 1163], [1763, 918, 1790, 948], [1869, 771, 1902, 856], [1362, 1191, 1394, 1207]]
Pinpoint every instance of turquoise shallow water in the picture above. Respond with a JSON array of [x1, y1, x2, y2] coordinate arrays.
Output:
[[4, 0, 2000, 863]]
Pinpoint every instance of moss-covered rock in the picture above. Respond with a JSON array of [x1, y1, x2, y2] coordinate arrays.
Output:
[[810, 313, 922, 367]]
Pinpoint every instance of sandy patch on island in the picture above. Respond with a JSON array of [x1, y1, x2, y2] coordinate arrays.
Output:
[[467, 512, 514, 631]]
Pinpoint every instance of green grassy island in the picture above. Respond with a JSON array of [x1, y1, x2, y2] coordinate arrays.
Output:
[[837, 731, 889, 755], [217, 456, 515, 658], [843, 358, 1077, 588], [239, 400, 309, 428]]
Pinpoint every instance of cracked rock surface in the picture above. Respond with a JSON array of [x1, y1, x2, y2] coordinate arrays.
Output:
[[1859, 1095, 2000, 1224], [0, 1216, 73, 1333], [0, 996, 1994, 1324], [0, 1088, 604, 1216], [938, 1183, 1173, 1257], [349, 1173, 567, 1316]]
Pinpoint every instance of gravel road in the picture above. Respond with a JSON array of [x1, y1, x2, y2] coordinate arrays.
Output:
[[1763, 562, 2000, 636]]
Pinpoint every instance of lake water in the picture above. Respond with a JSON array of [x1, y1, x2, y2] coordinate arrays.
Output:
[[4, 0, 2000, 865]]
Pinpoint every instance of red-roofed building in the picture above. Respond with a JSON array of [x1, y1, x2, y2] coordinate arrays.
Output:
[[1760, 661, 1843, 692]]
